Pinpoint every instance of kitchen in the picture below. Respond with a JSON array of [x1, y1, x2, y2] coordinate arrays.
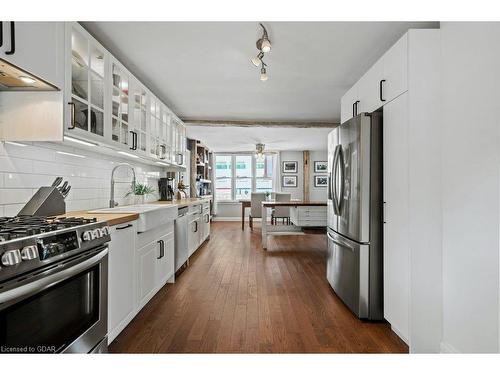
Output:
[[1, 2, 500, 371]]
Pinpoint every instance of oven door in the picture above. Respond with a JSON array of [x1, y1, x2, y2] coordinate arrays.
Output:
[[0, 247, 108, 354]]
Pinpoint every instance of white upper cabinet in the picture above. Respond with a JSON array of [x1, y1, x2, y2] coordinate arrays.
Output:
[[130, 78, 149, 155], [1, 22, 64, 88], [66, 23, 108, 142], [110, 59, 132, 149], [382, 33, 408, 103], [340, 32, 409, 123], [340, 85, 359, 124]]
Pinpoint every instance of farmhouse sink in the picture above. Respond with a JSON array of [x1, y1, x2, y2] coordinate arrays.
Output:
[[88, 204, 177, 232]]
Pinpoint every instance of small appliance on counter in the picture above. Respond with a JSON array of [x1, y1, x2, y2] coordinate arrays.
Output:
[[17, 177, 71, 216], [158, 174, 176, 201]]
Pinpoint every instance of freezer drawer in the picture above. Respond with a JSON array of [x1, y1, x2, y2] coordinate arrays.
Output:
[[326, 229, 383, 320]]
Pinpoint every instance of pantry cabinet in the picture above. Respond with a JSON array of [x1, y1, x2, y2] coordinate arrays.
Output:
[[0, 22, 64, 88]]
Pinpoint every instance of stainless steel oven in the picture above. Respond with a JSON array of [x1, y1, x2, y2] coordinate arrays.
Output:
[[0, 246, 108, 354]]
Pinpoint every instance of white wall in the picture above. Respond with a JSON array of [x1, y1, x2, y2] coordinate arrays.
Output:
[[440, 22, 500, 353], [215, 150, 327, 219], [0, 141, 165, 215]]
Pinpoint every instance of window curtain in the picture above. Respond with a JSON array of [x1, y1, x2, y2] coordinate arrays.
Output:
[[272, 151, 281, 193]]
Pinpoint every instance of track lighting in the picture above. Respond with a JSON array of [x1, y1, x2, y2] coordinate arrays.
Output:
[[256, 24, 272, 53], [251, 23, 272, 81]]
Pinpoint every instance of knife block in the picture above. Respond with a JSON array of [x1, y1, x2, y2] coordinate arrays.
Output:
[[18, 186, 66, 216]]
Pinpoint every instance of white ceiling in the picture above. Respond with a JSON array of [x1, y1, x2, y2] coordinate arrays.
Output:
[[185, 125, 334, 152], [82, 21, 438, 122]]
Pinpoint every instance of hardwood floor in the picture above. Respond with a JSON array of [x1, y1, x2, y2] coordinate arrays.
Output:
[[109, 222, 408, 353]]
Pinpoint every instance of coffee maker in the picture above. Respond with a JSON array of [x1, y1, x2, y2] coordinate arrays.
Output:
[[158, 173, 176, 201]]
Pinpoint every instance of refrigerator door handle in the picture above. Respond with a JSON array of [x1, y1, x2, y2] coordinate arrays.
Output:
[[327, 231, 355, 251], [332, 145, 340, 215], [337, 146, 345, 212]]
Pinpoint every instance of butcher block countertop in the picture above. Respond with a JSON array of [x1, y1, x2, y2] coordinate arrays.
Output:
[[59, 211, 140, 227], [60, 198, 211, 226]]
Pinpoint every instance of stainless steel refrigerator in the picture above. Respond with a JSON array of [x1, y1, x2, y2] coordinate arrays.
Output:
[[326, 111, 383, 320]]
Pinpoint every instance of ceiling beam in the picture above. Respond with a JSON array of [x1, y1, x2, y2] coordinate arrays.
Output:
[[182, 119, 339, 128]]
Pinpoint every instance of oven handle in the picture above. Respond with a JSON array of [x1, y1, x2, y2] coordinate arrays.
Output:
[[0, 248, 108, 305]]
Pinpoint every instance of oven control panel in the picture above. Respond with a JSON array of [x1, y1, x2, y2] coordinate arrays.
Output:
[[37, 231, 79, 261]]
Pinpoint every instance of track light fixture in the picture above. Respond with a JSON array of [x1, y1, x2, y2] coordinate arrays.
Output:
[[251, 23, 272, 81]]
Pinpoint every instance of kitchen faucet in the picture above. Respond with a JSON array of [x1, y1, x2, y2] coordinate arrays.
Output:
[[110, 163, 136, 208]]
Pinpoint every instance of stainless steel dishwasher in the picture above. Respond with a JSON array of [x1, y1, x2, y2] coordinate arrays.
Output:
[[174, 206, 189, 272]]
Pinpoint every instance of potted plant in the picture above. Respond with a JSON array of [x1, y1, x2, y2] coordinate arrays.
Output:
[[126, 183, 155, 205]]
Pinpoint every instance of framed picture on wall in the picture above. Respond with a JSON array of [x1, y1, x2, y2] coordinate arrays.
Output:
[[282, 175, 298, 188], [314, 175, 328, 187], [314, 161, 328, 173], [282, 161, 298, 173]]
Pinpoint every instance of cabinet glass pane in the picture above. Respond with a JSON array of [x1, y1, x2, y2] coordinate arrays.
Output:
[[141, 109, 146, 131], [71, 30, 89, 68], [112, 65, 121, 88], [121, 123, 129, 145], [90, 109, 104, 136], [90, 72, 104, 109], [140, 133, 146, 152], [112, 118, 119, 141], [121, 93, 129, 122], [71, 64, 88, 100], [73, 98, 88, 131], [112, 87, 120, 117], [90, 46, 105, 77]]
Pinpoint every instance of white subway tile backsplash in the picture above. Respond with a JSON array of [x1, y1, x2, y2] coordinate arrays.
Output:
[[0, 142, 165, 214]]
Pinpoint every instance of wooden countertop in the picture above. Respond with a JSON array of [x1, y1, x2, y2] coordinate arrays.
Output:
[[262, 201, 327, 207], [59, 210, 140, 227], [61, 198, 211, 227]]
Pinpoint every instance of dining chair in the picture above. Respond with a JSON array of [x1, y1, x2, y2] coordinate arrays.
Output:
[[249, 192, 267, 230], [272, 192, 292, 225]]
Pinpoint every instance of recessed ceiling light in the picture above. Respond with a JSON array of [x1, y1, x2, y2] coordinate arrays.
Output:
[[64, 136, 97, 147], [117, 151, 139, 159], [19, 76, 37, 84], [56, 151, 86, 158]]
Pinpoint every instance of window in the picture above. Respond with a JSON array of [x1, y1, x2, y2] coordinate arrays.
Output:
[[215, 153, 275, 201]]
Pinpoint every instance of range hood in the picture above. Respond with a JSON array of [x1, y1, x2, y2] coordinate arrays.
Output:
[[0, 58, 59, 91]]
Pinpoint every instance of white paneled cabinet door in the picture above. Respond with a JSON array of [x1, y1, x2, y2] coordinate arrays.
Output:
[[137, 240, 160, 309], [340, 84, 358, 124], [382, 33, 408, 103], [110, 61, 132, 149], [358, 58, 384, 114], [66, 24, 108, 141], [383, 92, 409, 343], [131, 79, 148, 155], [1, 22, 64, 88], [108, 221, 136, 343], [156, 233, 175, 286], [187, 215, 200, 256]]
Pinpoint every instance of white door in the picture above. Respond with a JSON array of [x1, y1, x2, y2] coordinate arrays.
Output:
[[340, 84, 359, 124], [1, 22, 64, 88], [137, 240, 160, 308], [383, 92, 409, 342], [156, 233, 175, 286], [358, 58, 384, 114], [382, 33, 408, 103], [108, 222, 136, 342]]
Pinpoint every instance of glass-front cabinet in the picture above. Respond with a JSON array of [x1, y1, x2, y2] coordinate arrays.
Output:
[[67, 24, 107, 140], [131, 78, 148, 155], [110, 60, 131, 149], [149, 97, 160, 159]]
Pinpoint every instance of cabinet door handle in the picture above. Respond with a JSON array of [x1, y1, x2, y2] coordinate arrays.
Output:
[[161, 240, 165, 258], [352, 102, 356, 118], [194, 221, 198, 233], [129, 131, 137, 150], [116, 223, 133, 230], [68, 102, 76, 129], [380, 79, 386, 102], [157, 240, 164, 259], [5, 22, 15, 55], [354, 100, 360, 116], [129, 131, 134, 150], [134, 132, 138, 150]]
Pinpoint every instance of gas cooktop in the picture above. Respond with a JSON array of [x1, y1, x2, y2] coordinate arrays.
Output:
[[0, 215, 110, 283]]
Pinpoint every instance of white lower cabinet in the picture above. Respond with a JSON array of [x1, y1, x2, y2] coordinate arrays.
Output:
[[188, 214, 201, 256], [290, 206, 327, 227], [137, 228, 175, 310], [107, 221, 137, 344], [201, 210, 211, 243]]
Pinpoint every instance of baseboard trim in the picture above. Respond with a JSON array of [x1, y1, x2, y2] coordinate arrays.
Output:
[[440, 342, 460, 353], [212, 217, 270, 222]]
